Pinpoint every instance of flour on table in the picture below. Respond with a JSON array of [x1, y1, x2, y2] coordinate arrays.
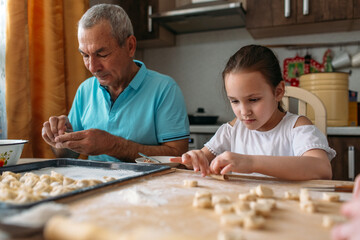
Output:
[[113, 187, 168, 207]]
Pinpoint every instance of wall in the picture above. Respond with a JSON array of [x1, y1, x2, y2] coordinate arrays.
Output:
[[142, 28, 360, 124]]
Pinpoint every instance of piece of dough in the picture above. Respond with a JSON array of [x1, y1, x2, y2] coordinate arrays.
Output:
[[195, 190, 212, 199], [75, 179, 91, 188], [217, 229, 245, 240], [322, 192, 340, 202], [300, 189, 311, 202], [193, 197, 212, 209], [183, 180, 198, 187], [2, 171, 21, 180], [322, 215, 347, 228], [233, 201, 251, 213], [284, 191, 299, 201], [212, 195, 231, 206], [300, 200, 316, 213], [249, 202, 272, 217], [33, 181, 52, 193], [238, 192, 257, 201], [255, 185, 273, 198], [220, 214, 244, 226], [1, 175, 19, 184], [50, 171, 64, 182], [103, 176, 116, 182], [63, 177, 75, 186], [214, 203, 234, 215], [243, 215, 265, 230], [39, 174, 52, 184], [24, 176, 39, 188], [256, 198, 276, 210]]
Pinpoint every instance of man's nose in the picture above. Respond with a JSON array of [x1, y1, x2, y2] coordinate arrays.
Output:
[[88, 57, 101, 73]]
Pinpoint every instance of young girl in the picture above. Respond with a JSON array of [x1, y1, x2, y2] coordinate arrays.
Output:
[[171, 45, 335, 180]]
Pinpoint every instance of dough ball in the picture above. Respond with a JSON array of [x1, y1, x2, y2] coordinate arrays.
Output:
[[217, 229, 245, 240], [88, 179, 103, 186], [322, 192, 340, 202], [220, 214, 244, 226], [193, 197, 212, 208], [19, 172, 39, 183], [0, 188, 17, 201], [2, 171, 21, 180], [214, 203, 234, 215], [2, 175, 19, 184], [212, 195, 231, 206], [300, 200, 316, 213], [50, 171, 64, 182], [255, 185, 273, 198], [238, 192, 257, 201], [195, 190, 212, 199], [233, 201, 251, 214], [75, 179, 91, 188], [24, 176, 39, 188], [103, 176, 116, 182], [322, 215, 347, 228], [63, 177, 75, 186], [39, 174, 52, 185], [284, 191, 299, 201], [183, 180, 198, 188], [33, 181, 52, 193], [243, 215, 265, 230], [249, 202, 272, 217], [256, 198, 276, 210], [300, 189, 311, 202]]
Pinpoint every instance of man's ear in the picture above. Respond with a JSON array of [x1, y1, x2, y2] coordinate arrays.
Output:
[[275, 81, 285, 101], [127, 35, 137, 58]]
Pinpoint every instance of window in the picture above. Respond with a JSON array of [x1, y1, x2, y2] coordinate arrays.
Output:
[[0, 0, 7, 139]]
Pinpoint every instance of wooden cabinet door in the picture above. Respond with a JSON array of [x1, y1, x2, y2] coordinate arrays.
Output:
[[328, 136, 360, 181], [354, 0, 360, 18], [272, 0, 297, 26], [246, 0, 273, 28], [296, 0, 353, 24]]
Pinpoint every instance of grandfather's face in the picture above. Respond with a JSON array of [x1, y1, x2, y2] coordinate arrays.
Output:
[[78, 21, 133, 88]]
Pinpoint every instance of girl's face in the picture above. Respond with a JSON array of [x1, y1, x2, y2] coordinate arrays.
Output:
[[225, 71, 285, 131]]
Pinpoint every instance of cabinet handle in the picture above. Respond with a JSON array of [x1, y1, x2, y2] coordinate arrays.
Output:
[[284, 0, 290, 18], [348, 145, 355, 180], [303, 0, 309, 15], [148, 5, 152, 32]]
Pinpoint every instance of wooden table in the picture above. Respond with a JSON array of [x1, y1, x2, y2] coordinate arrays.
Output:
[[11, 159, 356, 240]]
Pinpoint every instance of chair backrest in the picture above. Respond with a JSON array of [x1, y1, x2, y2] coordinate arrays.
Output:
[[283, 86, 327, 135]]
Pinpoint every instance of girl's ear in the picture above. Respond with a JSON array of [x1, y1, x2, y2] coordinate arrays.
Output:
[[275, 81, 285, 101]]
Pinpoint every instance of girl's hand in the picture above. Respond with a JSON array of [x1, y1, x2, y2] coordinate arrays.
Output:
[[170, 150, 210, 176], [210, 151, 253, 175]]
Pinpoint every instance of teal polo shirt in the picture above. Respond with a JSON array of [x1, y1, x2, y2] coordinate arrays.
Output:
[[68, 60, 189, 162]]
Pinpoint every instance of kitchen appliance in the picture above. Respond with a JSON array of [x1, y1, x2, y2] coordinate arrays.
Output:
[[188, 108, 219, 125], [189, 125, 220, 150], [151, 0, 246, 34]]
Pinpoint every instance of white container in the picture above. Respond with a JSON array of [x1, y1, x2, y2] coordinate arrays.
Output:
[[0, 140, 28, 167]]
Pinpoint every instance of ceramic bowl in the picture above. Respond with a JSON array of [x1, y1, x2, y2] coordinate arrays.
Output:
[[0, 140, 28, 167], [135, 156, 179, 167]]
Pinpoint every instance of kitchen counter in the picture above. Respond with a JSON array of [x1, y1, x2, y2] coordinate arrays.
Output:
[[327, 127, 360, 136], [14, 159, 354, 240], [191, 125, 360, 136]]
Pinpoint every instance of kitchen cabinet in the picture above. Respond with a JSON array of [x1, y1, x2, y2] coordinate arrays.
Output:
[[246, 0, 360, 39], [328, 135, 360, 181], [89, 0, 175, 48]]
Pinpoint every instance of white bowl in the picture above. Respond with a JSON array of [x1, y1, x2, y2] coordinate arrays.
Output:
[[0, 140, 28, 167], [135, 156, 180, 167]]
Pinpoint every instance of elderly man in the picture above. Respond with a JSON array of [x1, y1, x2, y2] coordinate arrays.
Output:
[[42, 4, 189, 162]]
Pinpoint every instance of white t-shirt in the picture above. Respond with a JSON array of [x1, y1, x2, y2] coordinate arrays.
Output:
[[205, 112, 336, 160]]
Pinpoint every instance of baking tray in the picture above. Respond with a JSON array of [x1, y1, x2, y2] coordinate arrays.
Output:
[[0, 158, 171, 210]]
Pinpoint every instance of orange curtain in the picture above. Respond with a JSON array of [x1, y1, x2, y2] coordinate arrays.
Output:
[[6, 0, 90, 158]]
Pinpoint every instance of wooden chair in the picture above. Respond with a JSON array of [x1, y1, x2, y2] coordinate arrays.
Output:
[[283, 86, 327, 135]]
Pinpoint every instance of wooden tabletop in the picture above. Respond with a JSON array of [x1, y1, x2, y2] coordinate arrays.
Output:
[[13, 159, 355, 240]]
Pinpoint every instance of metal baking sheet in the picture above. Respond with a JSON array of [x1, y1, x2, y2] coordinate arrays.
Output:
[[0, 158, 170, 210]]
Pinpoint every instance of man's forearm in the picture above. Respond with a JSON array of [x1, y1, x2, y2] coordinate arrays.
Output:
[[109, 137, 189, 162]]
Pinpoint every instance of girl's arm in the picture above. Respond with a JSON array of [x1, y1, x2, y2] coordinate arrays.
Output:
[[210, 149, 332, 180]]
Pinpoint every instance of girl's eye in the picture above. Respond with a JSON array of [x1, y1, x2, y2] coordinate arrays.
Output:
[[230, 100, 239, 104], [249, 98, 259, 102]]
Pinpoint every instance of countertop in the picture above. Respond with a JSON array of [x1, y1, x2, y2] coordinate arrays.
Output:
[[10, 158, 355, 240], [190, 124, 360, 136]]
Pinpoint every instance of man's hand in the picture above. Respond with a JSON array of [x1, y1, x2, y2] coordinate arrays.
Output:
[[54, 128, 115, 156], [42, 115, 73, 148]]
